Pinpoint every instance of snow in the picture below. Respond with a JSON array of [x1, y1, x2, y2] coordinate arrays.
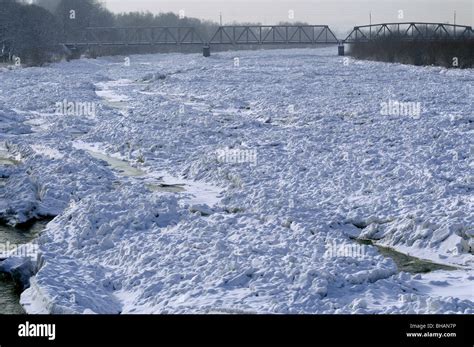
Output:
[[0, 48, 472, 313], [411, 270, 474, 302]]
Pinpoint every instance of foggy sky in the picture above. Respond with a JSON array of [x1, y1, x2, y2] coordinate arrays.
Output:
[[103, 0, 473, 33]]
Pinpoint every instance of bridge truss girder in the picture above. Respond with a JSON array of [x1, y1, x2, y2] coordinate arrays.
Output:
[[65, 25, 339, 47], [73, 26, 205, 46], [209, 25, 339, 45], [344, 22, 473, 43]]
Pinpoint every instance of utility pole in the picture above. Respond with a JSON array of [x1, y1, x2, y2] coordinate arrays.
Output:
[[369, 12, 372, 38], [454, 10, 456, 37], [219, 12, 223, 43]]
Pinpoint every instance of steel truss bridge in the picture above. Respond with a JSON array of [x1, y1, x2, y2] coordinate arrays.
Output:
[[58, 22, 473, 56], [343, 22, 473, 43], [210, 25, 339, 45], [65, 25, 339, 47]]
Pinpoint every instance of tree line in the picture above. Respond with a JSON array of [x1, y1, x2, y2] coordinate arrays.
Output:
[[0, 0, 222, 65], [349, 31, 474, 68]]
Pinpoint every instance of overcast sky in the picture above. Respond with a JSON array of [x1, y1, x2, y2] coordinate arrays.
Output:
[[103, 0, 473, 33]]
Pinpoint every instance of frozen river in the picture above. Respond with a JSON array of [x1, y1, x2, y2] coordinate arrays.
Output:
[[0, 47, 472, 314]]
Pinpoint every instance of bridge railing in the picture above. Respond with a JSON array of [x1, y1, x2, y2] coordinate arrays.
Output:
[[344, 22, 473, 43]]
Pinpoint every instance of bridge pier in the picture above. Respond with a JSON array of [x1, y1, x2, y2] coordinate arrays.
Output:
[[338, 44, 345, 56], [203, 45, 211, 57]]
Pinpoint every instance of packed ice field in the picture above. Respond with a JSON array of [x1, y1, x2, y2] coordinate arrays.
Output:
[[0, 47, 472, 314]]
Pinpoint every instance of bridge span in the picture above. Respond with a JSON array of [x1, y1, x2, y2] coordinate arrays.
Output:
[[61, 22, 473, 57], [343, 22, 473, 43]]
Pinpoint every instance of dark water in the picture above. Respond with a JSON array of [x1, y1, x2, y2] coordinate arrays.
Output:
[[146, 183, 186, 193], [86, 149, 187, 192], [0, 150, 20, 166], [0, 220, 50, 315], [86, 149, 145, 177], [0, 220, 48, 246], [0, 273, 24, 314], [357, 239, 458, 273]]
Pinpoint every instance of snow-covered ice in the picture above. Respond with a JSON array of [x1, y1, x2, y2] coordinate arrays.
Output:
[[0, 47, 472, 314]]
